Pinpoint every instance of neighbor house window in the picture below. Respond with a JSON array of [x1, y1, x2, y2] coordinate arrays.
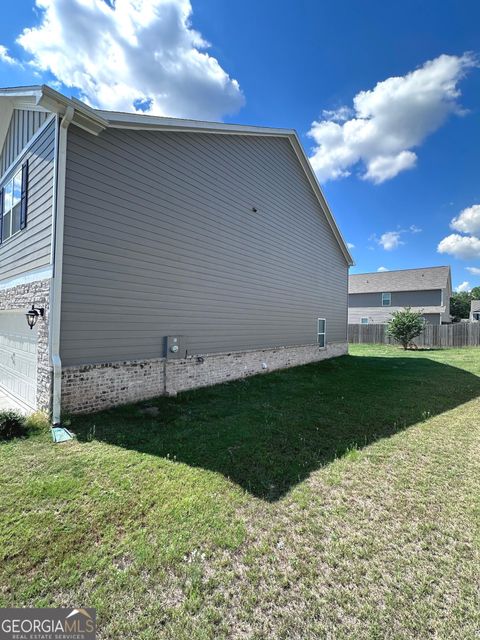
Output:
[[317, 318, 326, 347], [361, 317, 369, 325], [381, 292, 391, 306], [0, 161, 28, 243], [474, 313, 480, 321]]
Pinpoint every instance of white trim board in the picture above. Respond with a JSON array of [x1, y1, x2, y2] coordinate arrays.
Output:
[[0, 266, 53, 291]]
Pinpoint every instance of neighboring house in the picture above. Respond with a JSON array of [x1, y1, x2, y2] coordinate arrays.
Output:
[[348, 266, 452, 325], [0, 85, 353, 418], [470, 300, 480, 322]]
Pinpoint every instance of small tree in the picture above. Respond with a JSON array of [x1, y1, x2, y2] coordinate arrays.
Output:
[[471, 286, 480, 301], [450, 292, 471, 320], [386, 307, 425, 350]]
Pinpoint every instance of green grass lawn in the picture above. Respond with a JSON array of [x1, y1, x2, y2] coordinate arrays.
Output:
[[1, 344, 479, 639]]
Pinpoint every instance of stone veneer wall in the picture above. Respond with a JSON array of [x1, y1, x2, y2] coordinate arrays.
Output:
[[61, 342, 348, 414], [0, 278, 51, 412]]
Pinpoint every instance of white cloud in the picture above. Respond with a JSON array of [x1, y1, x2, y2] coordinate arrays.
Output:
[[377, 266, 389, 272], [371, 224, 422, 252], [347, 242, 355, 249], [378, 231, 404, 251], [456, 281, 470, 292], [466, 266, 480, 275], [308, 53, 477, 183], [10, 0, 244, 120], [438, 234, 480, 259], [409, 224, 422, 234], [0, 45, 21, 66], [438, 204, 480, 260], [450, 204, 480, 234], [363, 151, 417, 183], [321, 106, 354, 122]]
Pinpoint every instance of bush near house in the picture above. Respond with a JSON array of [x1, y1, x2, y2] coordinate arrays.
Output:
[[0, 411, 26, 440], [386, 307, 425, 349], [25, 410, 51, 434]]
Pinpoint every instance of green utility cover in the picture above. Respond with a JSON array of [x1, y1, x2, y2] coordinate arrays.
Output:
[[51, 426, 74, 443]]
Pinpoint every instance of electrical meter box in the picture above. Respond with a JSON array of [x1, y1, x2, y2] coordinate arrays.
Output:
[[164, 335, 185, 359]]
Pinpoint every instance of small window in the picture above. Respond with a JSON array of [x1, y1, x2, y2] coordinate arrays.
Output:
[[1, 162, 28, 244], [382, 292, 391, 307], [474, 313, 480, 321], [317, 318, 326, 347], [361, 317, 369, 325]]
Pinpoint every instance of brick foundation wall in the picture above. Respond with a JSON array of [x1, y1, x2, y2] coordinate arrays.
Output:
[[0, 278, 51, 412], [61, 359, 166, 414], [61, 342, 348, 414], [165, 342, 348, 395]]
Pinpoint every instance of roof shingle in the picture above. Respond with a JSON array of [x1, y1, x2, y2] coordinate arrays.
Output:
[[349, 266, 451, 294]]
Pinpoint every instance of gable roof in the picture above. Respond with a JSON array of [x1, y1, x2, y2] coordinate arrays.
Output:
[[471, 300, 480, 312], [0, 85, 353, 266], [349, 266, 451, 294]]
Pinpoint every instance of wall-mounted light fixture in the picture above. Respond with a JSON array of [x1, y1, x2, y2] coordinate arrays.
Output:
[[25, 305, 44, 330]]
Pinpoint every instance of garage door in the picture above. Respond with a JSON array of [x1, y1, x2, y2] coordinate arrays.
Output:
[[0, 311, 37, 409]]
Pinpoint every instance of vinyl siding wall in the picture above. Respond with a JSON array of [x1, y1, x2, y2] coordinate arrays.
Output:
[[348, 289, 446, 325], [60, 126, 348, 366], [349, 290, 442, 308], [348, 307, 441, 325], [0, 109, 50, 176], [0, 118, 56, 282]]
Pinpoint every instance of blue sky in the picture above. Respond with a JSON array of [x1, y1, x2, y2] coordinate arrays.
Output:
[[1, 0, 480, 289]]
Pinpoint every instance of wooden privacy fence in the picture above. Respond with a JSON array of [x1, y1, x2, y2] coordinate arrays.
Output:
[[348, 323, 480, 348]]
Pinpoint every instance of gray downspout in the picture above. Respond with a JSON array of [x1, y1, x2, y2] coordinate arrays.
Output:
[[50, 106, 74, 438]]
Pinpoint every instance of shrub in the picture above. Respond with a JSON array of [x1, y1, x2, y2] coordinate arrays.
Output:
[[25, 410, 51, 433], [386, 307, 425, 350], [0, 411, 27, 441]]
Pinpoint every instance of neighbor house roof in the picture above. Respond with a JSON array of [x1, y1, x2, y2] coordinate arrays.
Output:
[[0, 84, 354, 266], [349, 266, 451, 294], [471, 300, 480, 312]]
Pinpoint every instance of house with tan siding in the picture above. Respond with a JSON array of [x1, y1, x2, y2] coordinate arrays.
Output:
[[0, 85, 353, 421]]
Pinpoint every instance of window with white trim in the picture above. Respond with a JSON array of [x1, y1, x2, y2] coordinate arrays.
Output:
[[317, 318, 326, 347], [361, 317, 369, 324], [381, 292, 391, 306], [1, 161, 28, 244]]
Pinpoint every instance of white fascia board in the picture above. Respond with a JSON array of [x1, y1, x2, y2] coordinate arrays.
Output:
[[0, 85, 43, 98], [0, 85, 107, 138], [37, 87, 108, 136], [96, 110, 294, 137]]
